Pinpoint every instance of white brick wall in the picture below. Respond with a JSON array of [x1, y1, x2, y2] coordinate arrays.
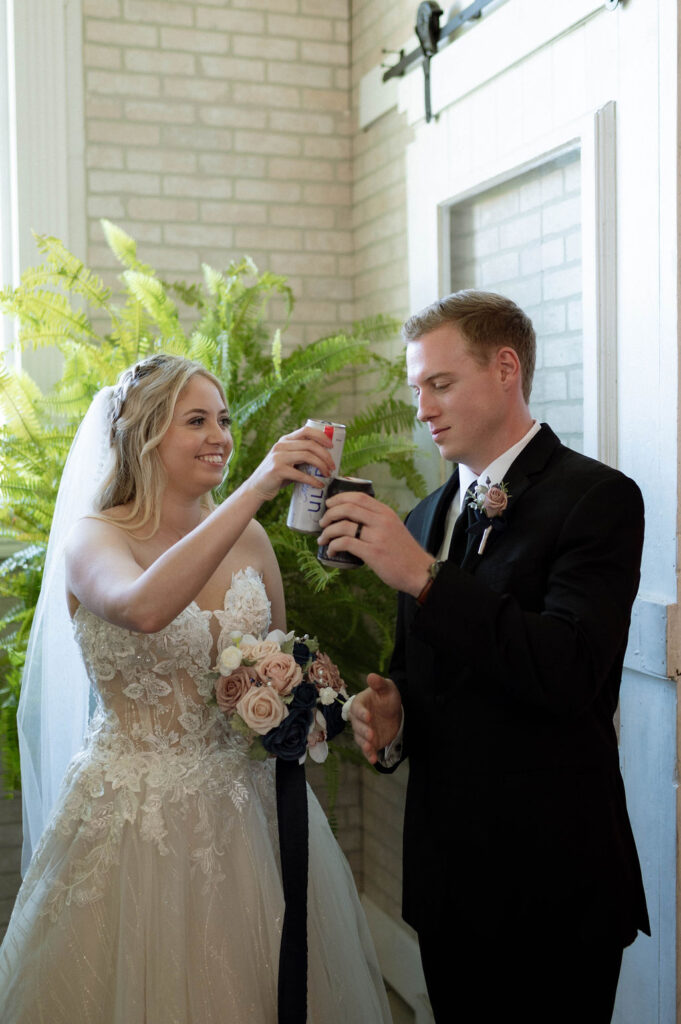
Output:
[[450, 149, 583, 451], [84, 0, 353, 344]]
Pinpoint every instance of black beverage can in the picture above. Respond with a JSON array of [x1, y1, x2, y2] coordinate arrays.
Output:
[[317, 476, 374, 569]]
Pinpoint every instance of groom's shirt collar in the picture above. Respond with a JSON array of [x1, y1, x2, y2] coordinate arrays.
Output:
[[437, 420, 540, 560], [458, 419, 541, 502]]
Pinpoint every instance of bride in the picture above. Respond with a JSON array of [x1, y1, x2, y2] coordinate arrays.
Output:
[[0, 354, 391, 1023]]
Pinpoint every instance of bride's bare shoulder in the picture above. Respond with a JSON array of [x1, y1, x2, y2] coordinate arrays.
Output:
[[67, 506, 140, 551]]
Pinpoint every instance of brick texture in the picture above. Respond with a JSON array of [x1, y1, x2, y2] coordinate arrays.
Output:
[[84, 0, 353, 346], [450, 149, 583, 451]]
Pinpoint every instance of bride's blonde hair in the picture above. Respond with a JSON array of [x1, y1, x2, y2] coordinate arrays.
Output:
[[95, 354, 227, 536]]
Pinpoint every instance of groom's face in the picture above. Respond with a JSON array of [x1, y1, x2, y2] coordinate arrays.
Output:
[[406, 324, 510, 473]]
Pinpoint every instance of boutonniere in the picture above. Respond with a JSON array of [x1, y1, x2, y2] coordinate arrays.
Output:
[[466, 477, 510, 555]]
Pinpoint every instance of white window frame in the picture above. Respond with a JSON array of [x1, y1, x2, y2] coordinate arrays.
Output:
[[0, 0, 18, 361], [426, 103, 618, 467], [2, 0, 86, 380]]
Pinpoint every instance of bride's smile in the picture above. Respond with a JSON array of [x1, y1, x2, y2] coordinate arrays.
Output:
[[157, 374, 233, 488]]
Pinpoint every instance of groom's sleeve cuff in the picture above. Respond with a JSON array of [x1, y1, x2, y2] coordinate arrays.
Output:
[[377, 709, 405, 768]]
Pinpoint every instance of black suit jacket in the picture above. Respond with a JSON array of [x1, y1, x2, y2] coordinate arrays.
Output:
[[388, 424, 650, 945]]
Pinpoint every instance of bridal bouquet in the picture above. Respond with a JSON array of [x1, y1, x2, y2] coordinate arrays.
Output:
[[213, 629, 348, 763]]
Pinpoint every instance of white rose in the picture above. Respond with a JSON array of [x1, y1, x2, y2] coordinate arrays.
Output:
[[266, 628, 295, 645], [216, 645, 242, 673], [319, 686, 336, 706], [341, 694, 356, 722]]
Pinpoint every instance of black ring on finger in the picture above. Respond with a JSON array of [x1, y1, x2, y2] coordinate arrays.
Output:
[[354, 522, 363, 540]]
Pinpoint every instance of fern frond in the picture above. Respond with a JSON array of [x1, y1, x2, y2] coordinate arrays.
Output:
[[231, 367, 323, 424], [271, 329, 282, 380], [284, 334, 373, 378], [121, 271, 185, 341], [187, 332, 219, 365], [387, 456, 429, 500], [11, 290, 95, 344], [340, 433, 419, 474], [101, 219, 152, 272], [347, 396, 417, 437], [33, 233, 112, 308], [202, 263, 225, 297], [0, 366, 44, 438], [296, 548, 339, 592], [350, 312, 402, 343]]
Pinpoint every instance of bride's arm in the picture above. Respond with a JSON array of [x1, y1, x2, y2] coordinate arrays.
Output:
[[256, 526, 287, 633], [66, 427, 332, 632]]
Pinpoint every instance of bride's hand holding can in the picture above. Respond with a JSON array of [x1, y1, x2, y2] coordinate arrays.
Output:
[[247, 425, 336, 502]]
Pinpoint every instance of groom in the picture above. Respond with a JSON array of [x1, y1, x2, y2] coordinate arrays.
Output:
[[318, 291, 649, 1022]]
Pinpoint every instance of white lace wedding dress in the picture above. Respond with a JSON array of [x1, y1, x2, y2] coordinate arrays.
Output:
[[0, 568, 391, 1023]]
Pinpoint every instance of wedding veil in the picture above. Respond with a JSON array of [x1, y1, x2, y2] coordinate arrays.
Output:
[[17, 387, 114, 873]]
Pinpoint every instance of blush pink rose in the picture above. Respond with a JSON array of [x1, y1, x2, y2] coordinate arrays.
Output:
[[215, 666, 261, 715], [236, 686, 288, 735], [258, 652, 303, 695], [483, 485, 508, 518], [307, 652, 345, 692], [240, 639, 281, 663]]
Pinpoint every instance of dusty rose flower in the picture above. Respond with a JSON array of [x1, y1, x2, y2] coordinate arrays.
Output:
[[483, 485, 508, 518], [215, 666, 261, 715], [236, 686, 288, 735], [308, 652, 344, 692], [258, 652, 303, 695], [240, 639, 281, 663]]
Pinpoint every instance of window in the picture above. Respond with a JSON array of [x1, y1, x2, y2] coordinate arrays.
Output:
[[449, 149, 583, 451], [0, 0, 18, 363]]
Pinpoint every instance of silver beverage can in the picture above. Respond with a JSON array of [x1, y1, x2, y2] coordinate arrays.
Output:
[[317, 476, 374, 569], [286, 419, 346, 534]]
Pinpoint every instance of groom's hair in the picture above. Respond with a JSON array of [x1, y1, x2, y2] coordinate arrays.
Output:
[[402, 290, 536, 403]]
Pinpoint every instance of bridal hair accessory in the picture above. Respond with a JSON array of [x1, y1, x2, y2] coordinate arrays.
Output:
[[466, 477, 510, 555], [214, 630, 348, 764], [110, 355, 167, 438]]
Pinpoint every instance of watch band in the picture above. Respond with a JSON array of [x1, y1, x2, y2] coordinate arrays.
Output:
[[416, 560, 444, 606]]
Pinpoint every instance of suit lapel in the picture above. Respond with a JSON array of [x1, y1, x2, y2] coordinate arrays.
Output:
[[405, 425, 562, 572], [458, 424, 561, 571]]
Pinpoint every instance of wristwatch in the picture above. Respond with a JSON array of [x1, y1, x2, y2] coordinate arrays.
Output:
[[416, 559, 444, 606]]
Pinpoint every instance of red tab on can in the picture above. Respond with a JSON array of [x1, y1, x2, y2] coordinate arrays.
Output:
[[323, 425, 334, 440]]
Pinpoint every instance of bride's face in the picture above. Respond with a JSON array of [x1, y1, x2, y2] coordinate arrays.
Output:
[[157, 375, 233, 493]]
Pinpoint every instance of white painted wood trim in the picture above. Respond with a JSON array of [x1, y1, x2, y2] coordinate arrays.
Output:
[[359, 0, 609, 130], [429, 104, 617, 466], [9, 0, 85, 385], [581, 100, 618, 466], [12, 0, 85, 267], [0, 0, 18, 358]]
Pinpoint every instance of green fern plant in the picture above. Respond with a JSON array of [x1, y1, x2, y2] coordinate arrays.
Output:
[[0, 221, 426, 791]]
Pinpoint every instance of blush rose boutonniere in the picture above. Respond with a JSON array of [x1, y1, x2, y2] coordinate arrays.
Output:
[[213, 629, 349, 763], [466, 477, 511, 555]]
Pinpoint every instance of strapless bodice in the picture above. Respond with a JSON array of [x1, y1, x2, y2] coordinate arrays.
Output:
[[72, 566, 271, 750]]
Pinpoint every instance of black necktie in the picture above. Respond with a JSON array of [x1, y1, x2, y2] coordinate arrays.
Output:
[[448, 479, 477, 564]]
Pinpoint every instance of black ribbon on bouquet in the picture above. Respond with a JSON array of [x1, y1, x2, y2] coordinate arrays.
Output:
[[275, 756, 309, 1024]]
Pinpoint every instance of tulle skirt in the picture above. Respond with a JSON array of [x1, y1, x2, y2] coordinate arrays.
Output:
[[0, 750, 391, 1023]]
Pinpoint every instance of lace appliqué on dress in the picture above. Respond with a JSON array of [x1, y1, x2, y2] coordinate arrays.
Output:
[[30, 568, 276, 921]]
